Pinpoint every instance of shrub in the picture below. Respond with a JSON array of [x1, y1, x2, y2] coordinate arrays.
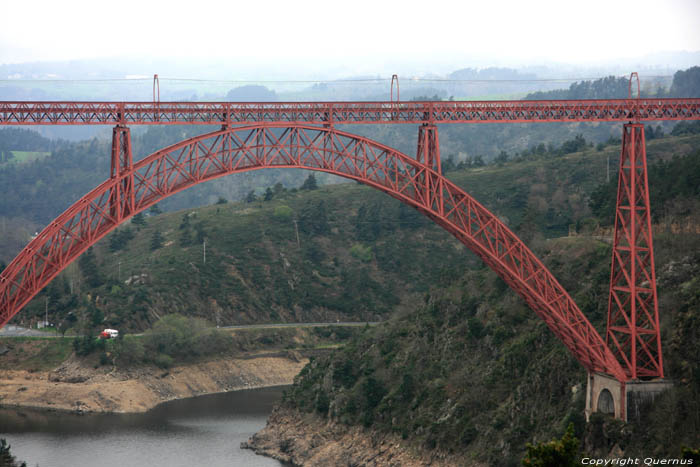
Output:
[[522, 423, 580, 467], [154, 353, 174, 369], [273, 205, 294, 220], [112, 337, 145, 366], [350, 243, 372, 263], [142, 314, 232, 363]]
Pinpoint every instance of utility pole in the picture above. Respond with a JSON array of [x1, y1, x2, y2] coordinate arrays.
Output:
[[203, 239, 206, 264], [606, 152, 610, 183], [45, 296, 48, 328], [118, 260, 121, 282]]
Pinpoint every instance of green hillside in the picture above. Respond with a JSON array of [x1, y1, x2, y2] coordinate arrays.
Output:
[[282, 230, 700, 464], [13, 131, 700, 338], [277, 139, 700, 464], [6, 121, 700, 464], [17, 181, 471, 332]]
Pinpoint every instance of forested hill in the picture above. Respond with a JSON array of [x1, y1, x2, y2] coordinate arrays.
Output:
[[272, 137, 700, 465], [11, 129, 700, 336], [6, 116, 700, 464], [0, 126, 340, 228], [524, 66, 700, 99], [0, 125, 343, 261], [0, 66, 697, 246]]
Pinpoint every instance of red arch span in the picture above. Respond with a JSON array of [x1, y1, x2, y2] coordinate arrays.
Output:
[[0, 124, 626, 381]]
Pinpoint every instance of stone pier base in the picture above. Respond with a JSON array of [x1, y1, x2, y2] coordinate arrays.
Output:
[[585, 372, 673, 421]]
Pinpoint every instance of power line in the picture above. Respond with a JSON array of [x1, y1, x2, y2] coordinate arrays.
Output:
[[0, 74, 674, 85]]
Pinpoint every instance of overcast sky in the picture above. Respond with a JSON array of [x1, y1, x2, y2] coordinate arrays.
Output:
[[2, 0, 700, 73]]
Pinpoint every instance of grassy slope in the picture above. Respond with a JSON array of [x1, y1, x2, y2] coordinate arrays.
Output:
[[18, 183, 473, 331], [2, 151, 51, 165], [16, 134, 700, 334]]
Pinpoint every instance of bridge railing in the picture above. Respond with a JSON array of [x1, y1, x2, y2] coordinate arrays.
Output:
[[1, 98, 699, 125]]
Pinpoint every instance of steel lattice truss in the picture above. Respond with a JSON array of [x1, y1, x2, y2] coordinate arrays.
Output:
[[606, 124, 663, 379], [0, 124, 626, 380], [1, 98, 699, 125]]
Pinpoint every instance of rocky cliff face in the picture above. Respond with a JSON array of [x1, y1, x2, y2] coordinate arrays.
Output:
[[243, 406, 480, 467]]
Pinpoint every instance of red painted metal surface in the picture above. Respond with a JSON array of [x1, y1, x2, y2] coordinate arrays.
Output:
[[606, 124, 663, 379], [391, 75, 400, 104], [0, 124, 626, 380], [1, 98, 699, 125], [628, 73, 641, 99], [109, 125, 135, 222]]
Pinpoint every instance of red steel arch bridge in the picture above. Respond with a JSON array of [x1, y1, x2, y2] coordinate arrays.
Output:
[[1, 95, 699, 405]]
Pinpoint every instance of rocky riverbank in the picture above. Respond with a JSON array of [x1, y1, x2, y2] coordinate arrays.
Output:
[[0, 351, 307, 413], [243, 406, 479, 467]]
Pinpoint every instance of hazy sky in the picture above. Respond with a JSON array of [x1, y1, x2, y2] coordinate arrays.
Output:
[[2, 0, 700, 72]]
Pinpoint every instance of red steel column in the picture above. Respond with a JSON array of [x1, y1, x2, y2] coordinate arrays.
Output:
[[110, 125, 135, 222], [416, 124, 443, 212], [606, 123, 663, 380]]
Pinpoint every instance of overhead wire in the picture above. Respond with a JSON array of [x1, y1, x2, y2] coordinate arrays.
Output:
[[0, 75, 674, 85]]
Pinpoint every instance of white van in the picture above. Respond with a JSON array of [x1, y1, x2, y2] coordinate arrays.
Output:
[[100, 329, 119, 339]]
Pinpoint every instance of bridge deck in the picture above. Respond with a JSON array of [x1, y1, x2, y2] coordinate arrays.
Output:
[[1, 98, 699, 125]]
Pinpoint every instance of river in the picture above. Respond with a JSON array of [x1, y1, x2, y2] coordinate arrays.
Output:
[[0, 386, 286, 467]]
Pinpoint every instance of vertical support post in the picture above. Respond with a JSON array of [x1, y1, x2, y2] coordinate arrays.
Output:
[[110, 125, 135, 222], [416, 124, 443, 213], [606, 123, 663, 380]]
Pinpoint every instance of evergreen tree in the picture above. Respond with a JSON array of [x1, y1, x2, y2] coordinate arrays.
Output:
[[245, 190, 257, 203], [179, 228, 193, 246], [0, 438, 27, 467], [300, 173, 318, 190], [559, 135, 587, 155], [494, 150, 510, 165], [263, 187, 274, 201], [88, 303, 104, 327], [150, 229, 163, 250], [355, 202, 381, 241], [273, 182, 285, 196], [78, 247, 102, 288], [108, 227, 134, 252], [670, 66, 700, 98], [398, 203, 425, 230], [194, 222, 207, 244], [149, 203, 162, 215], [216, 196, 228, 204], [132, 212, 146, 229], [299, 200, 330, 235], [179, 214, 190, 230]]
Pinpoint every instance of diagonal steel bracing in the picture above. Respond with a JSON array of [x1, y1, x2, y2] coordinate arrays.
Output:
[[606, 124, 663, 379], [0, 123, 628, 381]]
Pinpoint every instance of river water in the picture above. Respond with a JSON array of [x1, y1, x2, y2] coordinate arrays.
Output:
[[0, 386, 286, 467]]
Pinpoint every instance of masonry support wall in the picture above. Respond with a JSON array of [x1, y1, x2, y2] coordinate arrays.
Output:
[[586, 123, 672, 421]]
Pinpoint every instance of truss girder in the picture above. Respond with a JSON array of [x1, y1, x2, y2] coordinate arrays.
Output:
[[0, 124, 627, 380], [606, 124, 663, 379], [1, 99, 699, 126]]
